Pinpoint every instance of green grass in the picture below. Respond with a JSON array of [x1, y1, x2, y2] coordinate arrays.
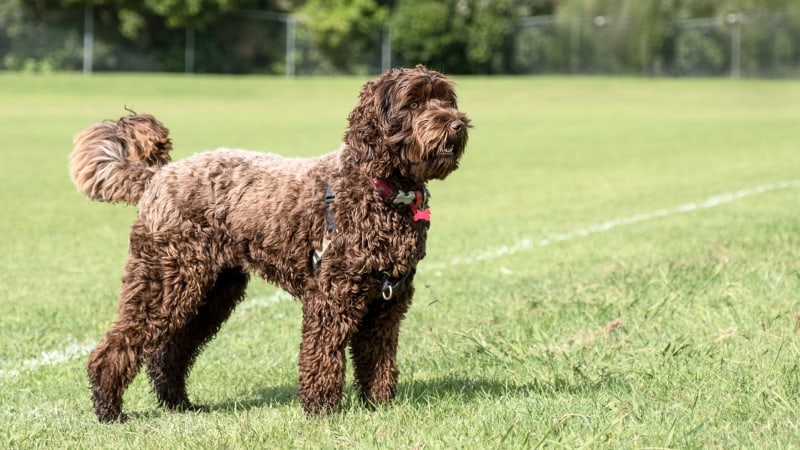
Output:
[[2, 72, 800, 448]]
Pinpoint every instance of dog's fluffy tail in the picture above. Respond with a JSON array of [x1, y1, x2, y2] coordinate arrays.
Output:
[[69, 113, 172, 204]]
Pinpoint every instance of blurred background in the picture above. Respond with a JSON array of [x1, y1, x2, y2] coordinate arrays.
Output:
[[1, 0, 799, 77]]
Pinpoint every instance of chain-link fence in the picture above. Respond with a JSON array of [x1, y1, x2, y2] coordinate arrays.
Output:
[[2, 8, 799, 77], [0, 6, 389, 75], [513, 12, 800, 77]]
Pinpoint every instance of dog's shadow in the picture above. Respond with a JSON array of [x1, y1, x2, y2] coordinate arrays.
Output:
[[394, 375, 607, 404], [397, 376, 534, 403], [203, 375, 599, 413], [122, 373, 622, 421], [207, 384, 299, 412]]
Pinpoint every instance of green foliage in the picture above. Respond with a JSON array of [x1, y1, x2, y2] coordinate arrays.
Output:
[[389, 0, 520, 73], [299, 0, 388, 73], [675, 29, 726, 75], [389, 0, 463, 72], [0, 0, 83, 71], [547, 0, 800, 75], [0, 0, 798, 74], [464, 0, 514, 73], [144, 0, 236, 28]]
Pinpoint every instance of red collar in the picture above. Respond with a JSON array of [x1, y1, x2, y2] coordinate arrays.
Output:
[[369, 178, 431, 222], [353, 150, 430, 222]]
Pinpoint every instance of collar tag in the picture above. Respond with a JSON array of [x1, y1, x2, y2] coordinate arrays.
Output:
[[394, 190, 416, 205], [411, 190, 430, 222], [370, 177, 430, 222], [412, 207, 431, 222]]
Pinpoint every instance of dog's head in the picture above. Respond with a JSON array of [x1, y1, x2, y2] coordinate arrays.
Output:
[[345, 65, 470, 184]]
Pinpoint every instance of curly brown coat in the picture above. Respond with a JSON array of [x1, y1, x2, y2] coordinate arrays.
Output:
[[69, 65, 470, 422]]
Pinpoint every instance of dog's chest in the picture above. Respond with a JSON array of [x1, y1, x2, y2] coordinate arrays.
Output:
[[334, 202, 429, 277], [370, 217, 427, 270]]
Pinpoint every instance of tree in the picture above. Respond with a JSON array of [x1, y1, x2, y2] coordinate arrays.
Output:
[[389, 0, 466, 73], [7, 0, 301, 72], [299, 0, 388, 74], [1, 0, 84, 71], [390, 0, 555, 74]]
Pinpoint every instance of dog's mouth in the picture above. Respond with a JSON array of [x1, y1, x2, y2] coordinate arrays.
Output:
[[439, 117, 470, 158], [436, 134, 466, 159], [439, 146, 456, 157]]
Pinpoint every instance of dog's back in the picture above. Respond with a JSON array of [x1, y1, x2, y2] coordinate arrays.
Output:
[[137, 149, 329, 232]]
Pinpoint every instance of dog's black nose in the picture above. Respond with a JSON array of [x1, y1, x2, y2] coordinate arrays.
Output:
[[449, 120, 464, 132]]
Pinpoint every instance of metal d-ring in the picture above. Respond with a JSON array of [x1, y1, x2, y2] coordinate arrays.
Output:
[[379, 271, 410, 301], [381, 283, 393, 301]]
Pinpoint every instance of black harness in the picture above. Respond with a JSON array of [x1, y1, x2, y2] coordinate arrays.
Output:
[[311, 186, 409, 300]]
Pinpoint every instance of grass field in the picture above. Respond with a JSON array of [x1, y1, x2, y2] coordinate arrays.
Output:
[[1, 72, 800, 448]]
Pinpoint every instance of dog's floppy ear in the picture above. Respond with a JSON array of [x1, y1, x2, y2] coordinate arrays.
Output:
[[346, 79, 379, 161], [346, 70, 403, 161], [373, 74, 401, 132]]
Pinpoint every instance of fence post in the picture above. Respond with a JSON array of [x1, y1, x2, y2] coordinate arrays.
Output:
[[185, 27, 195, 74], [381, 25, 391, 72], [570, 17, 580, 74], [286, 15, 296, 77], [726, 13, 742, 78], [82, 2, 93, 74]]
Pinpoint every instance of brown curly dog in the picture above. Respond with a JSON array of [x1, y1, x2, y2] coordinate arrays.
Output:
[[69, 65, 470, 422]]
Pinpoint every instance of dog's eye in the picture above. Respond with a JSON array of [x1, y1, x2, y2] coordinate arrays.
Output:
[[409, 102, 418, 109]]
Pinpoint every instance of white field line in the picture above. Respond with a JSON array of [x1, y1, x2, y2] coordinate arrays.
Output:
[[427, 179, 800, 272], [237, 290, 294, 311], [0, 292, 293, 380], [3, 180, 798, 379], [0, 342, 96, 379]]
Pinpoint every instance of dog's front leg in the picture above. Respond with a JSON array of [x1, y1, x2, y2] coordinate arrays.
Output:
[[297, 296, 361, 415], [350, 283, 413, 406]]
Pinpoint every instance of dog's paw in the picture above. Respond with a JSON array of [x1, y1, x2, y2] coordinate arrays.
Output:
[[97, 411, 129, 424], [359, 389, 397, 408], [161, 398, 208, 413], [178, 403, 209, 413], [301, 396, 340, 417]]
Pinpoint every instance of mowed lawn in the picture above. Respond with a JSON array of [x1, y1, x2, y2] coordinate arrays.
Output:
[[1, 72, 800, 448]]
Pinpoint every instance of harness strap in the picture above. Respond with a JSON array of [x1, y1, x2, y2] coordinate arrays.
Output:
[[324, 186, 335, 231], [312, 186, 336, 270]]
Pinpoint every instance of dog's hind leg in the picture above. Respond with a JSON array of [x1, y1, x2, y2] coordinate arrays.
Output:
[[350, 285, 413, 406], [86, 259, 167, 423], [87, 223, 216, 422], [146, 268, 249, 411]]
